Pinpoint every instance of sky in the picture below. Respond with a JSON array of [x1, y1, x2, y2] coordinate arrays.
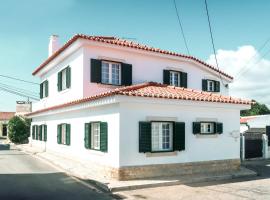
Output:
[[1, 0, 270, 111]]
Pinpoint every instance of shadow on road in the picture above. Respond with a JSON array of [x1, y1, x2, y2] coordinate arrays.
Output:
[[0, 172, 122, 200]]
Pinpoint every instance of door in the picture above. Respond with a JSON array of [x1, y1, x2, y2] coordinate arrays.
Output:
[[245, 137, 263, 159], [2, 124, 7, 136]]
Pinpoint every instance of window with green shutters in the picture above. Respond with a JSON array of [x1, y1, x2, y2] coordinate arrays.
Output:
[[32, 125, 47, 141], [139, 121, 185, 153], [40, 80, 49, 99], [90, 59, 132, 86], [57, 66, 71, 92], [193, 122, 223, 135], [163, 70, 187, 88], [84, 121, 108, 152], [57, 123, 71, 145], [202, 79, 220, 92]]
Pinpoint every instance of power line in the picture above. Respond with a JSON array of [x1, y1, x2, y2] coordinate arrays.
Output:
[[204, 0, 226, 86], [235, 46, 270, 81], [234, 37, 270, 79], [173, 0, 190, 55], [0, 74, 39, 85], [0, 82, 39, 97], [0, 86, 39, 101]]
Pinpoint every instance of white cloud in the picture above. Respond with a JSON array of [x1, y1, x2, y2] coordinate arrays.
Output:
[[206, 45, 270, 105]]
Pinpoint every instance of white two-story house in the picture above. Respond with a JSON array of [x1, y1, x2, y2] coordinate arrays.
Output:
[[27, 34, 251, 180]]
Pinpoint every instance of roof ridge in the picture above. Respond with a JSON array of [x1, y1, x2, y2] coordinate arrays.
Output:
[[32, 34, 233, 80]]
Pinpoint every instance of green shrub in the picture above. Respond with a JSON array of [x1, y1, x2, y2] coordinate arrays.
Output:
[[8, 116, 31, 144]]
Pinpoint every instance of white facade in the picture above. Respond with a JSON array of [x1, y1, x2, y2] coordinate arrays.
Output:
[[29, 35, 249, 179], [31, 96, 248, 168]]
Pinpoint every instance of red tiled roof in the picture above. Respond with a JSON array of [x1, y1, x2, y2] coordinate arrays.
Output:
[[0, 112, 15, 120], [26, 82, 251, 117], [240, 116, 256, 124], [32, 34, 233, 80]]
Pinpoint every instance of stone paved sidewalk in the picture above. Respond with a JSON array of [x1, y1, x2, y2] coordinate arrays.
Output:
[[15, 144, 257, 192]]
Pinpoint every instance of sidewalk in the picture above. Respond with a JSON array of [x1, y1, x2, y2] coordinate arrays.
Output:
[[15, 144, 257, 192]]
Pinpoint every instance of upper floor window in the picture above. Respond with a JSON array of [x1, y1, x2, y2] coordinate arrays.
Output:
[[58, 66, 71, 92], [163, 70, 187, 88], [101, 61, 121, 85], [170, 71, 181, 87], [91, 59, 132, 86], [40, 80, 48, 99], [202, 79, 220, 92]]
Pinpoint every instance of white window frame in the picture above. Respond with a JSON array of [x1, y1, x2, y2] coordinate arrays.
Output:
[[207, 80, 215, 92], [61, 68, 67, 90], [91, 122, 100, 150], [42, 82, 46, 98], [200, 122, 215, 134], [169, 71, 181, 87], [151, 122, 173, 152], [61, 124, 67, 145], [101, 61, 121, 85]]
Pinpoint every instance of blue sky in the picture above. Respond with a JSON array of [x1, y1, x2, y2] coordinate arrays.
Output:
[[1, 0, 270, 111]]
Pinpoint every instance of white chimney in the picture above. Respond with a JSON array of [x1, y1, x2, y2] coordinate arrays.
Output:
[[48, 35, 60, 57]]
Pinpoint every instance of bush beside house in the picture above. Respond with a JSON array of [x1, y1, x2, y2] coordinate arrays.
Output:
[[8, 116, 30, 143]]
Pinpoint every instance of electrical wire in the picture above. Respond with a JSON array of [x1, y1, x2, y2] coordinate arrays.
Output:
[[0, 74, 39, 85], [0, 86, 39, 100], [204, 0, 226, 86], [173, 0, 190, 55], [0, 82, 39, 97]]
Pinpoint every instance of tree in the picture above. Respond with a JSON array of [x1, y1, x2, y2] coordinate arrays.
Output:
[[8, 116, 31, 144], [241, 100, 270, 116]]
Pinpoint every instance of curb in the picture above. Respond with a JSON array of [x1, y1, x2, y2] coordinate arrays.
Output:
[[14, 145, 258, 193]]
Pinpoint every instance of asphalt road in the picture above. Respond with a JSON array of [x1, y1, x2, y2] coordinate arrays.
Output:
[[0, 142, 116, 200]]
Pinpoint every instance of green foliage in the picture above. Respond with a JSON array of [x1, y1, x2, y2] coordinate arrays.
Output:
[[8, 116, 31, 144], [241, 100, 270, 116]]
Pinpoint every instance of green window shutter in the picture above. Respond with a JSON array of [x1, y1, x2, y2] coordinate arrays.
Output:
[[180, 72, 188, 88], [44, 125, 47, 141], [193, 122, 201, 134], [91, 59, 102, 83], [163, 70, 170, 85], [35, 126, 39, 140], [215, 81, 220, 92], [202, 79, 208, 91], [100, 122, 108, 152], [45, 80, 49, 97], [121, 63, 132, 86], [139, 122, 151, 153], [57, 124, 62, 144], [174, 122, 185, 151], [57, 72, 62, 91], [40, 83, 43, 99], [84, 123, 91, 149], [66, 67, 71, 88], [32, 126, 35, 139], [39, 125, 42, 141], [66, 124, 71, 145], [216, 123, 223, 134]]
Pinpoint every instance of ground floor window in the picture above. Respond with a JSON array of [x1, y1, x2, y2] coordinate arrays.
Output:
[[200, 122, 214, 134], [151, 122, 173, 152], [84, 122, 108, 152], [57, 123, 70, 145], [2, 124, 7, 136]]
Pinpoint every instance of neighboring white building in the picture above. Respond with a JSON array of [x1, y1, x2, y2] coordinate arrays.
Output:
[[26, 34, 251, 180]]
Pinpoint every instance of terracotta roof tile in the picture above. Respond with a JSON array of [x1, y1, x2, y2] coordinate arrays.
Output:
[[26, 82, 252, 117], [0, 112, 15, 120], [32, 34, 233, 80]]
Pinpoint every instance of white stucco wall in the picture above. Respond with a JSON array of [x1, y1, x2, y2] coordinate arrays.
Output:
[[31, 103, 120, 168], [83, 43, 230, 97], [119, 97, 242, 167], [30, 96, 246, 169]]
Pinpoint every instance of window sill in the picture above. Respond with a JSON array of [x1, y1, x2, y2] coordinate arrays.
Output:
[[98, 82, 122, 87], [58, 88, 71, 94], [196, 134, 218, 138], [146, 151, 177, 157]]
